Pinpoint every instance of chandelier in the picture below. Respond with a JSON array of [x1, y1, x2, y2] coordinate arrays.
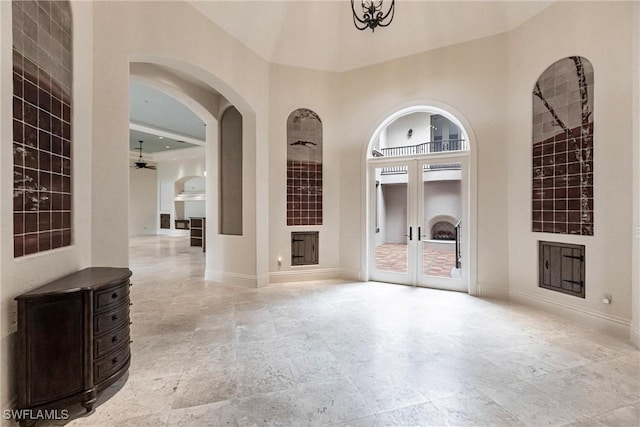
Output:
[[351, 0, 395, 32]]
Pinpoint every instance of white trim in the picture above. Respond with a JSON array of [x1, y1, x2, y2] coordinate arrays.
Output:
[[477, 283, 509, 299], [510, 289, 632, 339], [269, 268, 343, 284], [204, 269, 257, 288]]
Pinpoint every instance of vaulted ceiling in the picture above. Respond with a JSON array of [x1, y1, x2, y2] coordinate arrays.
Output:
[[190, 0, 553, 72], [130, 1, 554, 159]]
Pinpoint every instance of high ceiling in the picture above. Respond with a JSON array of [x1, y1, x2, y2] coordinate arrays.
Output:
[[129, 1, 554, 160], [190, 0, 554, 72]]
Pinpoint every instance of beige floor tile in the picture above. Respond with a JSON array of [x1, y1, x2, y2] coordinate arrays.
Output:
[[59, 235, 639, 427]]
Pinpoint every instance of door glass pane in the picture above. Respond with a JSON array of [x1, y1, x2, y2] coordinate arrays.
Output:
[[421, 162, 462, 278], [374, 166, 408, 274]]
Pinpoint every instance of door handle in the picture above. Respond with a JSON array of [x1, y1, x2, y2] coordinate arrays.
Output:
[[418, 226, 423, 241], [405, 226, 413, 241]]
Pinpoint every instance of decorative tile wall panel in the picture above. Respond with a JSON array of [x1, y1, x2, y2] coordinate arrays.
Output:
[[12, 0, 72, 257], [532, 57, 593, 235], [287, 109, 322, 226]]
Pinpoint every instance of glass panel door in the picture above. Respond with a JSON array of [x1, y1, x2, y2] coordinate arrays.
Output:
[[369, 157, 467, 292], [417, 160, 466, 291], [370, 161, 416, 286]]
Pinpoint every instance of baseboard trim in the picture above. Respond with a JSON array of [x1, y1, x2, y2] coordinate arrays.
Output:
[[269, 268, 343, 284], [509, 289, 631, 338], [204, 269, 257, 288], [476, 283, 509, 299], [631, 324, 640, 348]]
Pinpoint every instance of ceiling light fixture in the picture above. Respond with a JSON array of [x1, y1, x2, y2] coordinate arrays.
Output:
[[351, 0, 395, 32]]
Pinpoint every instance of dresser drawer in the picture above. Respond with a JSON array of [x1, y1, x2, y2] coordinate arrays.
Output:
[[94, 282, 130, 313], [94, 323, 129, 358], [94, 302, 129, 335], [94, 343, 129, 383]]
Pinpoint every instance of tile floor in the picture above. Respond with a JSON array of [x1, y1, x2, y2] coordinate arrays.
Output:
[[47, 235, 639, 427], [375, 243, 457, 278]]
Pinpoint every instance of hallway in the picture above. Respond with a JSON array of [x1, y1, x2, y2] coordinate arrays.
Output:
[[49, 236, 639, 426]]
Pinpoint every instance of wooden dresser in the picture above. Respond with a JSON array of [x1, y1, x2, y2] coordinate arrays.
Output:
[[15, 267, 133, 425]]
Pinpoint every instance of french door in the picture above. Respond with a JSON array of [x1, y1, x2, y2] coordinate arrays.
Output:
[[369, 156, 468, 292]]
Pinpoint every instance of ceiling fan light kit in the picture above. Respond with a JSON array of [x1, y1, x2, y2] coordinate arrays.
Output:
[[133, 140, 157, 170]]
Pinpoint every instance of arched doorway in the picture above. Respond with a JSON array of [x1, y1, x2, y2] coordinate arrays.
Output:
[[366, 105, 474, 292]]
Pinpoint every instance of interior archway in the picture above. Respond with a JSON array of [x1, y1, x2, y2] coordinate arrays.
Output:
[[128, 58, 261, 286]]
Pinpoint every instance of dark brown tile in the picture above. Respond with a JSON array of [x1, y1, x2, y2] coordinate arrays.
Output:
[[14, 213, 24, 235], [52, 212, 63, 229], [38, 231, 52, 252], [38, 210, 52, 231], [24, 212, 38, 233], [24, 233, 38, 255], [13, 71, 24, 97], [13, 96, 23, 120], [62, 212, 70, 229], [24, 123, 38, 146], [13, 119, 24, 143], [52, 230, 63, 249], [62, 229, 71, 246], [14, 235, 24, 258]]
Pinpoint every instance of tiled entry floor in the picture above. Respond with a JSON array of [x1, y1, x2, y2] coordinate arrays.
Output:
[[375, 242, 457, 277], [48, 235, 639, 427]]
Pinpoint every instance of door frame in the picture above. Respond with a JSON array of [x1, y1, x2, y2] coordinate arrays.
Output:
[[361, 102, 477, 295]]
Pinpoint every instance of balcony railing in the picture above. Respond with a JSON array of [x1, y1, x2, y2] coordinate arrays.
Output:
[[376, 139, 465, 174], [373, 139, 466, 174], [379, 139, 465, 157]]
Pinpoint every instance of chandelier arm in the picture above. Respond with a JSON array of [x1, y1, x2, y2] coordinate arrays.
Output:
[[351, 0, 368, 25], [377, 0, 395, 25]]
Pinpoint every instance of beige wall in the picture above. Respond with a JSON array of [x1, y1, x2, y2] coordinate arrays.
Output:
[[267, 64, 342, 282], [507, 1, 635, 335], [90, 1, 270, 285], [129, 168, 158, 236], [337, 33, 509, 290]]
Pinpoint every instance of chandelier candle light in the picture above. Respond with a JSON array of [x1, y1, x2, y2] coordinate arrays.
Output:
[[351, 0, 395, 32]]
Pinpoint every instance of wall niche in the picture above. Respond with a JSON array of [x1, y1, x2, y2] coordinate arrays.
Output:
[[532, 56, 594, 235], [12, 0, 73, 257], [286, 109, 323, 226]]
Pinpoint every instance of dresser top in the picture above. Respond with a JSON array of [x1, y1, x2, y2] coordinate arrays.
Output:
[[16, 267, 132, 299]]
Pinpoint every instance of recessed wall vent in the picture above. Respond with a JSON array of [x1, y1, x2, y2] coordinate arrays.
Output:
[[539, 241, 585, 298], [291, 232, 319, 266]]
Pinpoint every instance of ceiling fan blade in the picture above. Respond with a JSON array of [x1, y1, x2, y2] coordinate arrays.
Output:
[[146, 165, 157, 170]]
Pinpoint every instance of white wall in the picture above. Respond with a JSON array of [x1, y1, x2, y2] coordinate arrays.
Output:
[[184, 201, 205, 218], [507, 1, 635, 336], [338, 32, 509, 288], [382, 184, 408, 244], [384, 112, 432, 148], [0, 1, 94, 409], [423, 180, 461, 237], [156, 157, 205, 233], [129, 167, 158, 236], [268, 64, 342, 282], [91, 0, 270, 287]]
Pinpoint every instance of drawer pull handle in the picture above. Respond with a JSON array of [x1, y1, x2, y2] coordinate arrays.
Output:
[[111, 336, 118, 343], [112, 314, 118, 321], [111, 292, 119, 299], [112, 357, 118, 365]]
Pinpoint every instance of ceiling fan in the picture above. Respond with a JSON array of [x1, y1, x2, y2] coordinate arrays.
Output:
[[133, 140, 156, 170]]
